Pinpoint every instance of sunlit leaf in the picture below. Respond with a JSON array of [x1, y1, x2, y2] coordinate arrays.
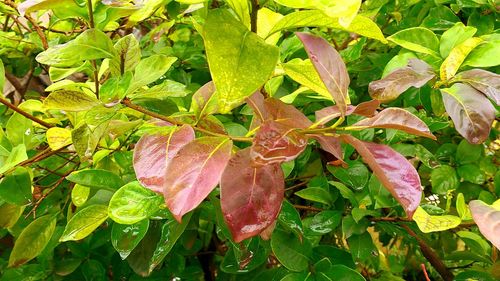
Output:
[[163, 137, 232, 221], [66, 169, 124, 190], [282, 58, 332, 100], [297, 32, 350, 116], [349, 108, 436, 139], [43, 90, 100, 111], [133, 125, 194, 193], [462, 38, 500, 68], [469, 200, 500, 250], [46, 127, 72, 150], [221, 148, 284, 242], [203, 9, 279, 113], [453, 69, 499, 105], [190, 81, 218, 119], [440, 37, 482, 81], [225, 0, 250, 28], [387, 27, 440, 57], [127, 55, 177, 94], [60, 205, 108, 242], [341, 135, 422, 218], [439, 22, 477, 59], [109, 34, 140, 77], [440, 83, 495, 144], [369, 59, 435, 102], [413, 206, 461, 233]]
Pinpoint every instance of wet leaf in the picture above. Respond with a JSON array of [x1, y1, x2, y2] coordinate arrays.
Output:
[[221, 148, 284, 242], [341, 135, 422, 218], [349, 108, 436, 139], [441, 83, 495, 144], [469, 200, 500, 250], [133, 125, 194, 193], [297, 32, 350, 116], [453, 69, 499, 105], [163, 137, 232, 221], [111, 220, 149, 259], [60, 205, 108, 242], [369, 59, 435, 102], [271, 229, 312, 272]]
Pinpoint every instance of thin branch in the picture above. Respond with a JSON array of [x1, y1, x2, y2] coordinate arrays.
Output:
[[250, 0, 259, 33], [0, 96, 54, 128], [421, 264, 431, 281], [0, 146, 69, 179], [293, 205, 323, 212], [4, 0, 48, 49], [87, 0, 95, 28], [401, 224, 454, 281], [285, 181, 308, 192]]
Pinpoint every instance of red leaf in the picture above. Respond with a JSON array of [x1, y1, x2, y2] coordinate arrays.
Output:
[[454, 69, 499, 105], [341, 135, 422, 218], [263, 98, 313, 129], [221, 148, 284, 242], [469, 200, 500, 250], [350, 108, 436, 139], [441, 83, 495, 144], [163, 137, 233, 221], [251, 120, 308, 165], [369, 59, 435, 102], [133, 124, 194, 193], [296, 32, 350, 116], [315, 100, 380, 126], [310, 135, 345, 166]]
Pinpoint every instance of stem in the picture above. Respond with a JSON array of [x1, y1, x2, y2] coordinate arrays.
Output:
[[400, 224, 454, 281], [302, 117, 345, 134], [87, 0, 94, 28], [91, 60, 99, 98], [250, 0, 259, 33], [121, 98, 252, 142], [0, 96, 53, 128]]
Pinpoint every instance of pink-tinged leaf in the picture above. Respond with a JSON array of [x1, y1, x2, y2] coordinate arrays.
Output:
[[247, 91, 271, 123], [454, 69, 500, 105], [369, 59, 435, 102], [163, 137, 233, 221], [350, 108, 436, 140], [341, 135, 422, 218], [315, 100, 380, 125], [190, 81, 218, 118], [296, 32, 350, 116], [310, 135, 345, 166], [133, 124, 195, 193], [221, 148, 284, 242], [441, 83, 495, 144], [469, 200, 500, 250], [251, 120, 308, 165], [264, 98, 313, 129]]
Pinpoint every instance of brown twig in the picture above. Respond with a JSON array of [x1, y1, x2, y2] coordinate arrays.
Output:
[[0, 146, 69, 179], [401, 224, 454, 281], [0, 96, 53, 128], [285, 181, 308, 192], [293, 205, 323, 212], [4, 0, 48, 49], [250, 0, 259, 33]]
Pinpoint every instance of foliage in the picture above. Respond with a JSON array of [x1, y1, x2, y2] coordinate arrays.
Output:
[[0, 0, 499, 280]]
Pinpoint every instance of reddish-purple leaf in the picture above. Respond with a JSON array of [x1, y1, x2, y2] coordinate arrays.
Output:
[[469, 200, 500, 250], [296, 32, 350, 116], [350, 108, 436, 139], [454, 69, 499, 105], [310, 135, 345, 165], [341, 135, 422, 218], [369, 59, 435, 102], [441, 83, 495, 144], [163, 137, 233, 221], [133, 124, 194, 193], [263, 98, 313, 129], [251, 120, 308, 165], [247, 91, 271, 123], [315, 100, 380, 125], [221, 148, 284, 242]]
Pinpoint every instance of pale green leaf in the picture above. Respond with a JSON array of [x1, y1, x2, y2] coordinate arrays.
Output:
[[109, 34, 141, 77], [71, 184, 90, 207], [225, 0, 251, 28], [203, 9, 279, 113], [387, 27, 440, 57], [128, 55, 177, 94], [66, 169, 124, 190], [0, 144, 28, 175], [439, 22, 477, 58], [0, 59, 4, 92], [463, 37, 500, 68], [257, 8, 284, 45], [282, 58, 332, 100], [0, 167, 31, 205], [60, 204, 108, 242], [46, 127, 72, 150]]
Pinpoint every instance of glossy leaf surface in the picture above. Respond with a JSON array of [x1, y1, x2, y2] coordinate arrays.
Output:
[[133, 125, 194, 193], [221, 148, 284, 242], [441, 83, 495, 144], [111, 220, 149, 259], [341, 135, 422, 218], [0, 167, 31, 205], [440, 37, 482, 81], [387, 27, 440, 56], [163, 137, 232, 221], [66, 169, 124, 190], [60, 205, 108, 242]]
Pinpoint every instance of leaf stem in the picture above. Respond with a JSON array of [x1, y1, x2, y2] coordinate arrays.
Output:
[[250, 0, 259, 33], [0, 96, 53, 128], [87, 0, 94, 28], [302, 116, 345, 134]]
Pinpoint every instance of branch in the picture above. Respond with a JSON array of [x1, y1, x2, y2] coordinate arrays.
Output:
[[4, 0, 48, 49], [0, 96, 54, 128], [0, 146, 69, 179], [250, 0, 259, 33], [401, 224, 454, 281], [121, 98, 252, 142]]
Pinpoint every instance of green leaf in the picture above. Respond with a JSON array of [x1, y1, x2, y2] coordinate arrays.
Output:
[[225, 0, 251, 28], [128, 55, 177, 94], [271, 229, 312, 272], [109, 34, 141, 77], [36, 29, 115, 67], [440, 37, 483, 81], [0, 202, 24, 228], [282, 58, 332, 100], [43, 90, 100, 111], [0, 144, 28, 174], [108, 181, 163, 224], [347, 232, 377, 264], [278, 200, 303, 237], [439, 22, 477, 58], [66, 169, 124, 190], [268, 10, 386, 43], [431, 165, 459, 194], [71, 184, 90, 207], [203, 9, 279, 113], [463, 38, 500, 68], [8, 215, 56, 267], [303, 210, 341, 236], [321, 264, 366, 281], [413, 206, 461, 233], [0, 167, 31, 205], [458, 164, 485, 185], [112, 220, 149, 259], [60, 204, 108, 242], [295, 187, 333, 205], [387, 27, 440, 57]]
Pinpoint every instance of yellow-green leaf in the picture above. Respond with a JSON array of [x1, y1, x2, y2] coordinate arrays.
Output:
[[71, 184, 90, 207], [225, 0, 251, 29], [257, 8, 284, 45], [46, 127, 72, 150], [412, 206, 461, 233], [387, 27, 440, 57], [440, 37, 483, 81], [60, 204, 108, 242], [43, 90, 100, 111], [282, 58, 332, 100], [9, 215, 56, 267], [0, 202, 24, 228]]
